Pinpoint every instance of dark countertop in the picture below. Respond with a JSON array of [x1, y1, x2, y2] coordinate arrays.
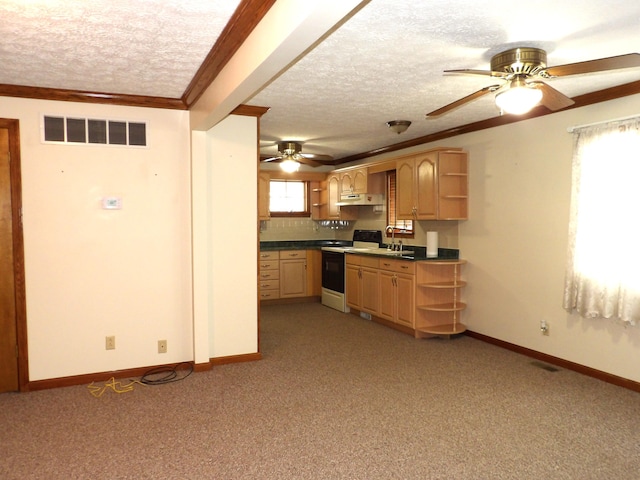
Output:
[[260, 240, 459, 261]]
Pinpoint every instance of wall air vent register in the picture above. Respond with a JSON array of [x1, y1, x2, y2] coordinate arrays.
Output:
[[41, 115, 147, 147]]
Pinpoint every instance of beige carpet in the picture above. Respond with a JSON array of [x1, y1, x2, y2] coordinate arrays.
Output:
[[2, 302, 640, 479]]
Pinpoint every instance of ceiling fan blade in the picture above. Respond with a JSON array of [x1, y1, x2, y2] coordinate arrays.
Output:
[[426, 84, 502, 117], [261, 156, 281, 163], [543, 53, 640, 77], [301, 153, 334, 162], [296, 155, 322, 167], [444, 69, 509, 78], [530, 81, 575, 111]]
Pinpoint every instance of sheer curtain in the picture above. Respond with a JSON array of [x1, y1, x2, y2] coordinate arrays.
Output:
[[563, 117, 640, 325]]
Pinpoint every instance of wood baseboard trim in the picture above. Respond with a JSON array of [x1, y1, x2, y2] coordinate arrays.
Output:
[[210, 352, 262, 366], [27, 362, 196, 391], [465, 330, 640, 393]]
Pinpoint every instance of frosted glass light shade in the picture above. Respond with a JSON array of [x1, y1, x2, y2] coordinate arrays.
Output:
[[280, 158, 300, 173], [495, 84, 543, 115]]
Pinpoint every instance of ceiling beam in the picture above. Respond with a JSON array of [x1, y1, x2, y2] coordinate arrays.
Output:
[[189, 0, 371, 131], [181, 0, 277, 108]]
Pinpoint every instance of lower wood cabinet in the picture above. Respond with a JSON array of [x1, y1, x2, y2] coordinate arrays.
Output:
[[260, 249, 322, 302], [378, 259, 415, 328], [279, 250, 307, 298], [345, 255, 467, 338], [346, 255, 379, 314], [259, 251, 280, 300]]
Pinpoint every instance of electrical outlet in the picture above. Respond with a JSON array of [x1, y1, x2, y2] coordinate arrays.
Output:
[[158, 340, 167, 354], [540, 320, 550, 336], [105, 336, 116, 350]]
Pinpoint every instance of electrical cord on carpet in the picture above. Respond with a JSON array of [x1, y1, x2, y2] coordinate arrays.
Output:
[[87, 362, 194, 397]]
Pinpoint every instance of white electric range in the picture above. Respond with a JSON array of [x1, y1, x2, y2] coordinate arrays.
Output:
[[320, 230, 383, 312]]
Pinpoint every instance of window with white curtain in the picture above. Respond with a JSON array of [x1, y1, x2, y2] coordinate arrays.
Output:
[[563, 118, 640, 325]]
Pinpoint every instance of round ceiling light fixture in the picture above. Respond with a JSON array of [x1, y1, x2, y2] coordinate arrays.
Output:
[[387, 120, 412, 134]]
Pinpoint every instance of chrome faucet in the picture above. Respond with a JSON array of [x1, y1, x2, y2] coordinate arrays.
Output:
[[385, 225, 395, 250]]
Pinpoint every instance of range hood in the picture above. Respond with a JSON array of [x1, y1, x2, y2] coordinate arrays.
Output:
[[336, 193, 385, 206]]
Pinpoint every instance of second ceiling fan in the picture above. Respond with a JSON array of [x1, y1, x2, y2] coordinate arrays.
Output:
[[262, 141, 334, 172], [426, 47, 640, 117]]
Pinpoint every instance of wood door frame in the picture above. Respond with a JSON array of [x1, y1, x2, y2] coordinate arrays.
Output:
[[1, 118, 29, 391]]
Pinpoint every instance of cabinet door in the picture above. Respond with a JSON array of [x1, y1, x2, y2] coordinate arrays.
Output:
[[395, 273, 415, 327], [280, 259, 306, 298], [414, 153, 437, 220], [306, 250, 322, 296], [361, 267, 379, 314], [345, 265, 361, 309], [340, 171, 354, 194], [352, 168, 368, 194], [258, 172, 270, 220], [378, 270, 396, 321], [327, 173, 341, 219], [396, 158, 415, 219]]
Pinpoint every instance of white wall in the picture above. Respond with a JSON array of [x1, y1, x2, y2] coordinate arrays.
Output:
[[1, 97, 193, 380], [206, 115, 259, 358], [366, 94, 640, 383]]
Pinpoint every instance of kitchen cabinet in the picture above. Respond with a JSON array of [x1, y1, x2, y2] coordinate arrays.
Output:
[[396, 148, 468, 220], [326, 172, 356, 221], [306, 249, 322, 296], [345, 255, 379, 314], [339, 167, 368, 195], [259, 251, 279, 300], [378, 259, 415, 328], [310, 180, 327, 220], [279, 250, 307, 298], [414, 260, 467, 338], [258, 172, 270, 220]]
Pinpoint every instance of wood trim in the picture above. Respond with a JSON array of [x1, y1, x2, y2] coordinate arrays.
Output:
[[335, 80, 640, 164], [0, 84, 186, 110], [0, 118, 29, 392], [182, 0, 278, 107], [27, 362, 195, 391], [210, 352, 262, 366], [193, 362, 213, 373], [465, 330, 640, 393], [232, 104, 270, 117]]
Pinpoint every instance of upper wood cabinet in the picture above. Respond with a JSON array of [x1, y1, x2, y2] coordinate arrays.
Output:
[[339, 167, 368, 195], [258, 172, 270, 220], [396, 148, 468, 221], [337, 166, 385, 196]]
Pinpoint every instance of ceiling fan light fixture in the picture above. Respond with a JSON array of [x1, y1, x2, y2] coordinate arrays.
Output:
[[386, 120, 411, 134], [280, 157, 300, 173], [495, 78, 543, 115]]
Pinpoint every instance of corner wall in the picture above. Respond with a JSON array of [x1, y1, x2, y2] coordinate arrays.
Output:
[[1, 97, 193, 380]]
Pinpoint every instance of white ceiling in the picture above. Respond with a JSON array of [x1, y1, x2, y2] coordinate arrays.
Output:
[[2, 0, 640, 164]]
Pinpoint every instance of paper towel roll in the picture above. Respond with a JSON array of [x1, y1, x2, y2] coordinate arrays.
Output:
[[426, 231, 438, 258]]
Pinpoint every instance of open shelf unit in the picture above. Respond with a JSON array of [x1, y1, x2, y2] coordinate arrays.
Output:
[[415, 260, 467, 338]]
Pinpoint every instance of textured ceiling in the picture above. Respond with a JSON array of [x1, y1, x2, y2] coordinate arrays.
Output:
[[247, 0, 640, 162], [2, 0, 640, 164], [0, 0, 240, 98]]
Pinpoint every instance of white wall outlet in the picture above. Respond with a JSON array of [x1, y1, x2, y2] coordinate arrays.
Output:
[[158, 340, 167, 353], [105, 336, 116, 350]]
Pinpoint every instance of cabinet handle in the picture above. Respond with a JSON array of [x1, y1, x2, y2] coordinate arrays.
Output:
[[261, 274, 271, 278], [260, 254, 269, 258], [288, 253, 299, 257], [401, 265, 409, 270]]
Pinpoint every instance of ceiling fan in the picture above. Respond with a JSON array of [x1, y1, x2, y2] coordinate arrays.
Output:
[[262, 141, 334, 172], [426, 48, 640, 117]]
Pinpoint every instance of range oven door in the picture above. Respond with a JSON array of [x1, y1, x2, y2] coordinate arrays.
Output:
[[321, 250, 345, 294]]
